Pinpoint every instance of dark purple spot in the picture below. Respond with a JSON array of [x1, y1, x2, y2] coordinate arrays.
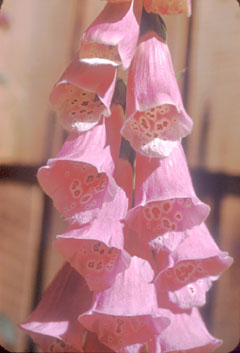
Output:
[[92, 95, 99, 102], [82, 101, 89, 106]]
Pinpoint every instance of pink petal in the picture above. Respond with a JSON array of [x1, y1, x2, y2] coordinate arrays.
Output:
[[79, 257, 170, 351], [144, 0, 192, 16], [49, 55, 117, 131], [54, 187, 131, 291], [20, 263, 92, 352], [38, 109, 123, 225], [121, 32, 192, 157], [125, 146, 210, 242], [157, 308, 222, 353], [80, 0, 142, 70], [155, 223, 233, 291]]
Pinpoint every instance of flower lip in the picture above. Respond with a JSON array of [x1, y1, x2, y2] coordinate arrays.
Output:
[[80, 57, 120, 66]]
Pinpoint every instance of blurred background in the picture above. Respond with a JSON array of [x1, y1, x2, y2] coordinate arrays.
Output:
[[0, 0, 239, 352]]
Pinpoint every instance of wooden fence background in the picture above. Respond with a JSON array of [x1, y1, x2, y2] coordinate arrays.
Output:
[[0, 0, 239, 352]]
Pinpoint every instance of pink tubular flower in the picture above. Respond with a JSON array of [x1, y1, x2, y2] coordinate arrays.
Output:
[[20, 263, 92, 352], [119, 309, 221, 353], [79, 257, 170, 351], [37, 104, 123, 225], [156, 307, 222, 353], [154, 223, 233, 310], [121, 31, 193, 158], [49, 55, 117, 132], [125, 146, 210, 242], [80, 0, 143, 70], [54, 186, 131, 292], [143, 0, 192, 16], [155, 223, 233, 292], [125, 222, 232, 311]]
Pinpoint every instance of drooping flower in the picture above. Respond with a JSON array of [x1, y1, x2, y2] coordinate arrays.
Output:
[[118, 308, 221, 353], [125, 221, 233, 312], [155, 223, 233, 292], [49, 55, 117, 132], [156, 307, 222, 353], [38, 104, 123, 225], [79, 257, 170, 351], [20, 263, 92, 352], [143, 0, 192, 16], [54, 176, 132, 292], [155, 223, 233, 310], [125, 146, 210, 242], [121, 29, 192, 158], [80, 0, 143, 70]]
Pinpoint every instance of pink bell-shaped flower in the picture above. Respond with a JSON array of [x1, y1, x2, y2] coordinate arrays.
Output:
[[155, 223, 233, 310], [144, 0, 192, 16], [125, 146, 210, 242], [157, 307, 222, 353], [38, 104, 123, 225], [79, 257, 170, 351], [155, 223, 233, 292], [121, 31, 192, 158], [20, 263, 92, 352], [118, 308, 221, 353], [80, 0, 143, 70], [54, 185, 131, 292], [49, 55, 117, 132], [125, 222, 232, 311]]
